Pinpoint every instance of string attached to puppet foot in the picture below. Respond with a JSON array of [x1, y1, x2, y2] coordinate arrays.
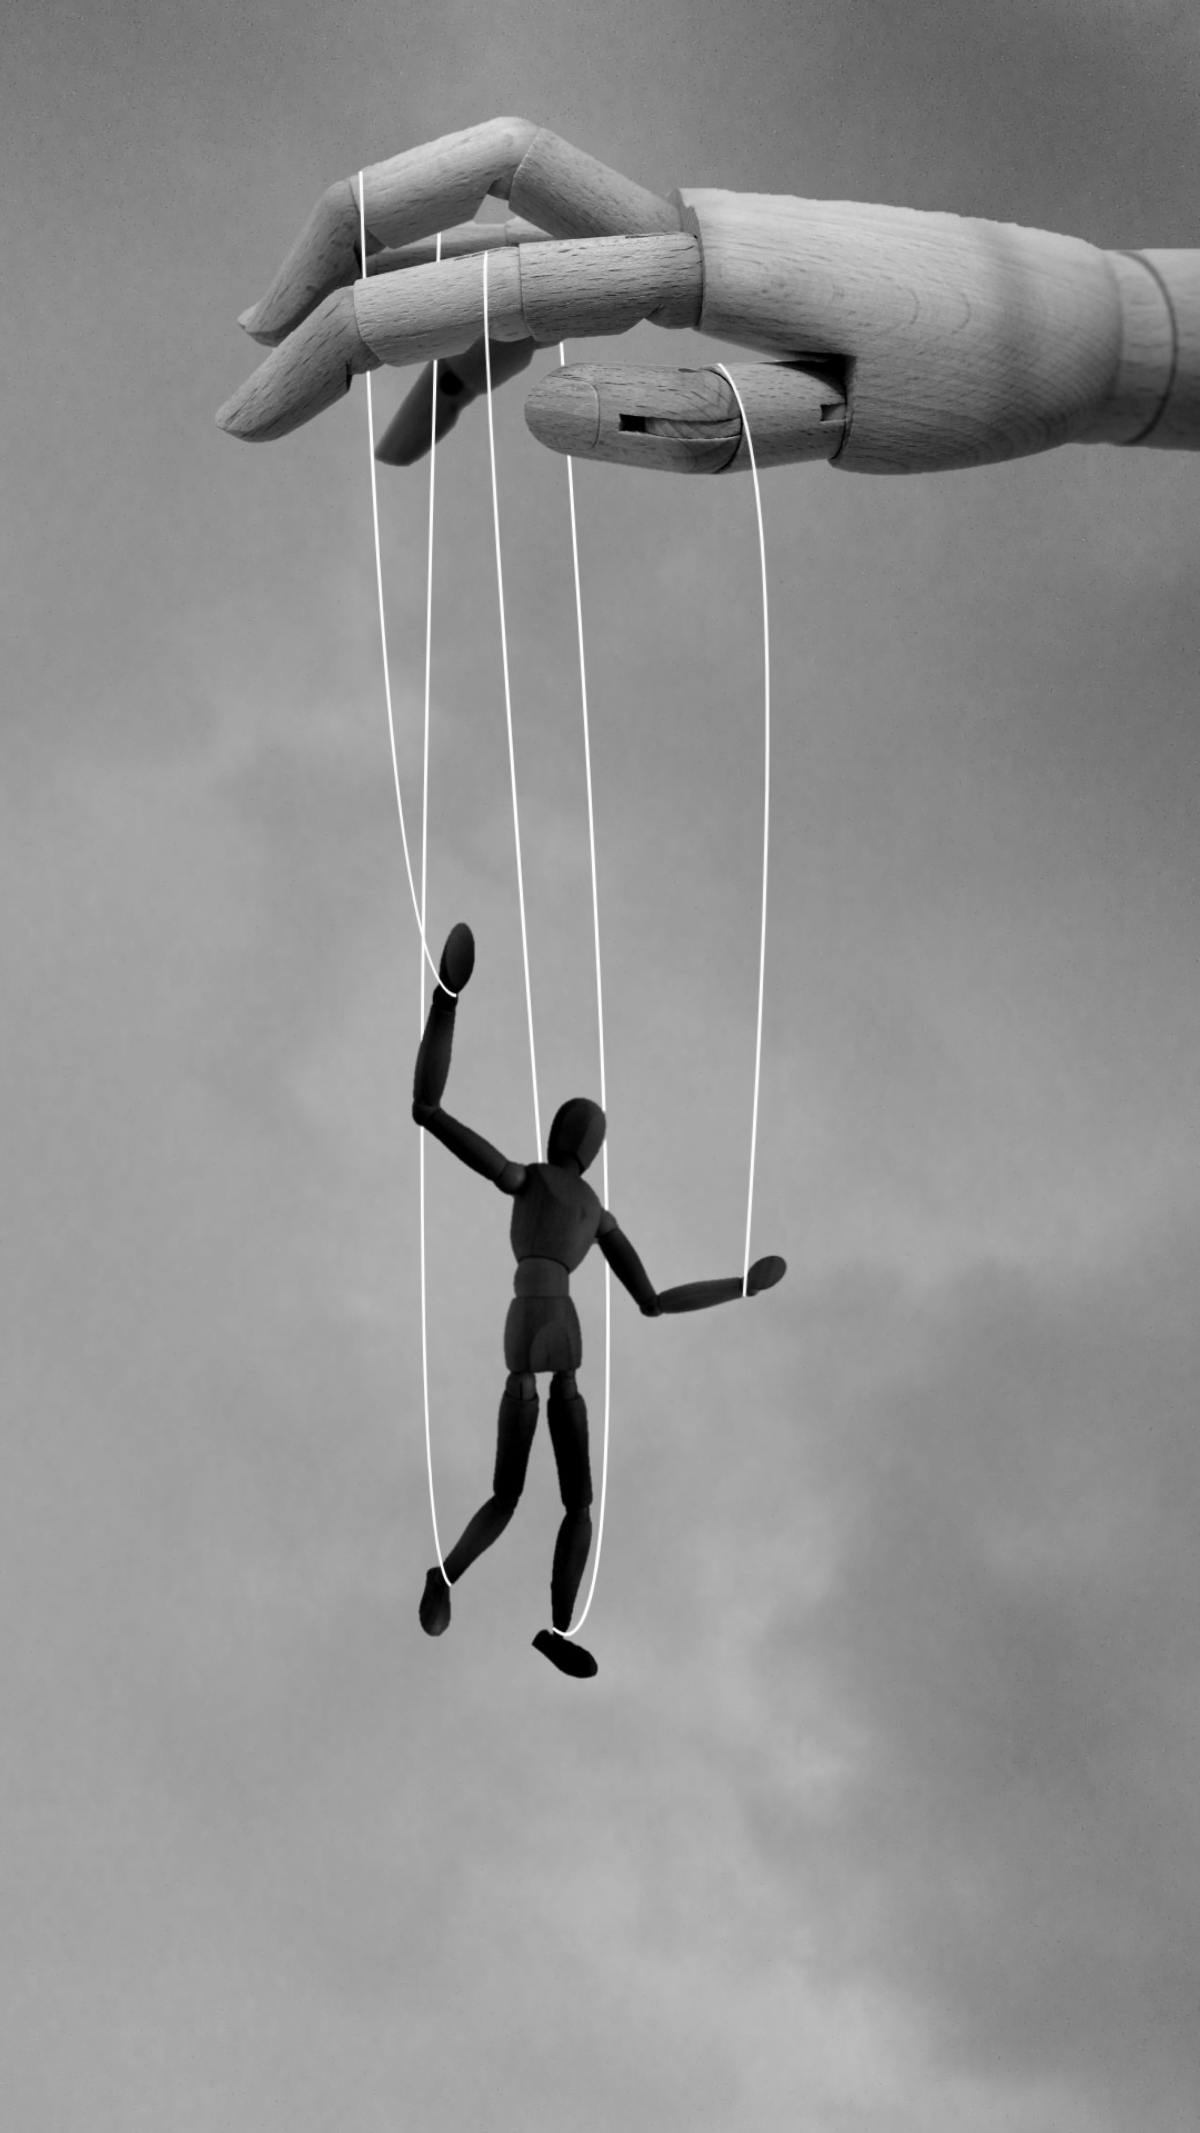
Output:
[[533, 1627, 599, 1679]]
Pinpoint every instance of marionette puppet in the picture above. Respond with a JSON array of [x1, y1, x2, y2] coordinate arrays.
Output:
[[218, 122, 1199, 1685], [411, 922, 785, 1679]]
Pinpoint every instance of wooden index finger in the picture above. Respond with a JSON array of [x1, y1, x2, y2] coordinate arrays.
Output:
[[217, 236, 701, 443]]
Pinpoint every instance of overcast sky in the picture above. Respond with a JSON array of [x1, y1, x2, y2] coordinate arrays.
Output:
[[5, 1, 1200, 2127]]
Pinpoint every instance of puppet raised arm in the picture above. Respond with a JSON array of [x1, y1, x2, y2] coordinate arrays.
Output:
[[598, 1217, 786, 1317], [412, 923, 526, 1195], [219, 117, 1200, 474]]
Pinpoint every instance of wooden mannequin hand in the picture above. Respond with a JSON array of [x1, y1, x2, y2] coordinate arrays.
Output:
[[746, 1254, 786, 1295], [438, 920, 475, 995], [217, 117, 1198, 475]]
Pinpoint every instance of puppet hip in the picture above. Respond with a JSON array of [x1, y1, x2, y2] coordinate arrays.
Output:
[[504, 1293, 583, 1375]]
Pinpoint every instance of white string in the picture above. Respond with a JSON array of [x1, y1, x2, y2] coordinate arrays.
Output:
[[357, 176, 449, 1576], [714, 364, 771, 1291], [482, 255, 541, 1156], [556, 395, 611, 1642], [417, 241, 447, 1581], [356, 178, 455, 1003], [480, 279, 610, 1641], [356, 178, 768, 1642]]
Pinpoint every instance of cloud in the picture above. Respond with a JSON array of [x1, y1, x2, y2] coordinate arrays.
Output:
[[743, 1210, 1200, 2125]]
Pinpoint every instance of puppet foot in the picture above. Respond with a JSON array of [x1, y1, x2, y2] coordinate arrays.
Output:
[[419, 1566, 452, 1636], [533, 1628, 598, 1679]]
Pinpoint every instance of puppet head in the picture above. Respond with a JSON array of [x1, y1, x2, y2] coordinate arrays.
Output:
[[547, 1097, 606, 1174]]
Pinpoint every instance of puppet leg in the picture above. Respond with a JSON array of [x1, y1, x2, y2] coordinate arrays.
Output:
[[532, 1370, 598, 1678], [421, 1373, 538, 1634]]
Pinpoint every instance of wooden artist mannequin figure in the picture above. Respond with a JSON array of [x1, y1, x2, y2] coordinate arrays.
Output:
[[411, 923, 786, 1680]]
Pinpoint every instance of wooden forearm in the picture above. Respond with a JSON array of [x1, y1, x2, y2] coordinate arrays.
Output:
[[656, 1277, 745, 1314], [673, 189, 1200, 471], [1090, 248, 1200, 451], [413, 987, 456, 1112]]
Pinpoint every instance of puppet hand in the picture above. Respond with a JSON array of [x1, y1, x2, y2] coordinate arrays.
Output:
[[215, 118, 1175, 478], [438, 921, 475, 995], [747, 1255, 786, 1295]]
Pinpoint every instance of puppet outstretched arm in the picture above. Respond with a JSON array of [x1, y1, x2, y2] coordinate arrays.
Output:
[[656, 1255, 786, 1312], [412, 924, 526, 1194], [599, 1220, 785, 1315]]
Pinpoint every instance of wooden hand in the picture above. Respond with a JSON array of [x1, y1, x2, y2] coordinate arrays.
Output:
[[217, 116, 1199, 474]]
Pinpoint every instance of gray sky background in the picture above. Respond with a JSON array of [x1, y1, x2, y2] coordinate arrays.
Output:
[[5, 2, 1200, 2127]]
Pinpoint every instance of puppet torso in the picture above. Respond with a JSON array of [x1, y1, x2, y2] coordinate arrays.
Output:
[[509, 1162, 604, 1278]]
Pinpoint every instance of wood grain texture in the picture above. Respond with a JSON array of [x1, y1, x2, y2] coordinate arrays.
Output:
[[240, 179, 363, 345], [231, 118, 1200, 466], [360, 118, 539, 248], [221, 287, 381, 439], [365, 219, 554, 276], [356, 235, 702, 364], [716, 359, 845, 472], [509, 127, 681, 241], [523, 359, 844, 473], [1078, 250, 1179, 443], [1130, 249, 1200, 449], [355, 251, 527, 365], [516, 233, 701, 341], [375, 338, 538, 467], [675, 189, 1131, 474]]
